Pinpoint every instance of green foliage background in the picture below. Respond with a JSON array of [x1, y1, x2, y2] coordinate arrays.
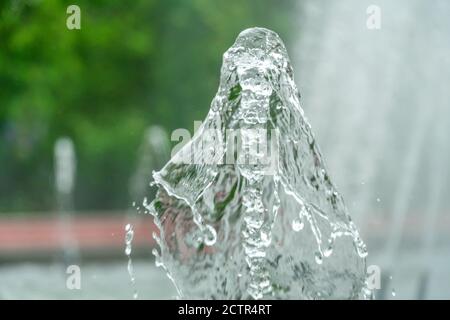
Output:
[[0, 0, 295, 213]]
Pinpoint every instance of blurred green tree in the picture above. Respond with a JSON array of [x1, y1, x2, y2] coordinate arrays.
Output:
[[0, 0, 295, 213]]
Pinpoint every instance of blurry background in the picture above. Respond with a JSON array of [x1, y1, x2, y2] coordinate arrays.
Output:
[[0, 0, 448, 299]]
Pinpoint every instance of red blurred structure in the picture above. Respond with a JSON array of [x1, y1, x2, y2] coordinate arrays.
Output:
[[0, 212, 157, 260]]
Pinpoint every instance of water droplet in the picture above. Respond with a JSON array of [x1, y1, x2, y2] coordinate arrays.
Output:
[[358, 249, 368, 258], [292, 218, 304, 232], [323, 246, 333, 257], [391, 289, 396, 297], [356, 241, 368, 258], [155, 258, 163, 268], [376, 198, 381, 203], [203, 224, 217, 246], [260, 229, 272, 246], [124, 224, 134, 253], [315, 251, 323, 265], [323, 237, 334, 257]]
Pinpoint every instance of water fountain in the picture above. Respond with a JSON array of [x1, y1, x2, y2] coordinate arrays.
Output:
[[54, 137, 79, 266], [145, 28, 368, 299], [293, 0, 450, 299]]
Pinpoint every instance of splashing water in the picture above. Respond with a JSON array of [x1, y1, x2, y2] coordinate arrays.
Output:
[[125, 223, 138, 299], [146, 28, 368, 299]]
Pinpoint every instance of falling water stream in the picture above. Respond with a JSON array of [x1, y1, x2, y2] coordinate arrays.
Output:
[[125, 223, 138, 299]]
